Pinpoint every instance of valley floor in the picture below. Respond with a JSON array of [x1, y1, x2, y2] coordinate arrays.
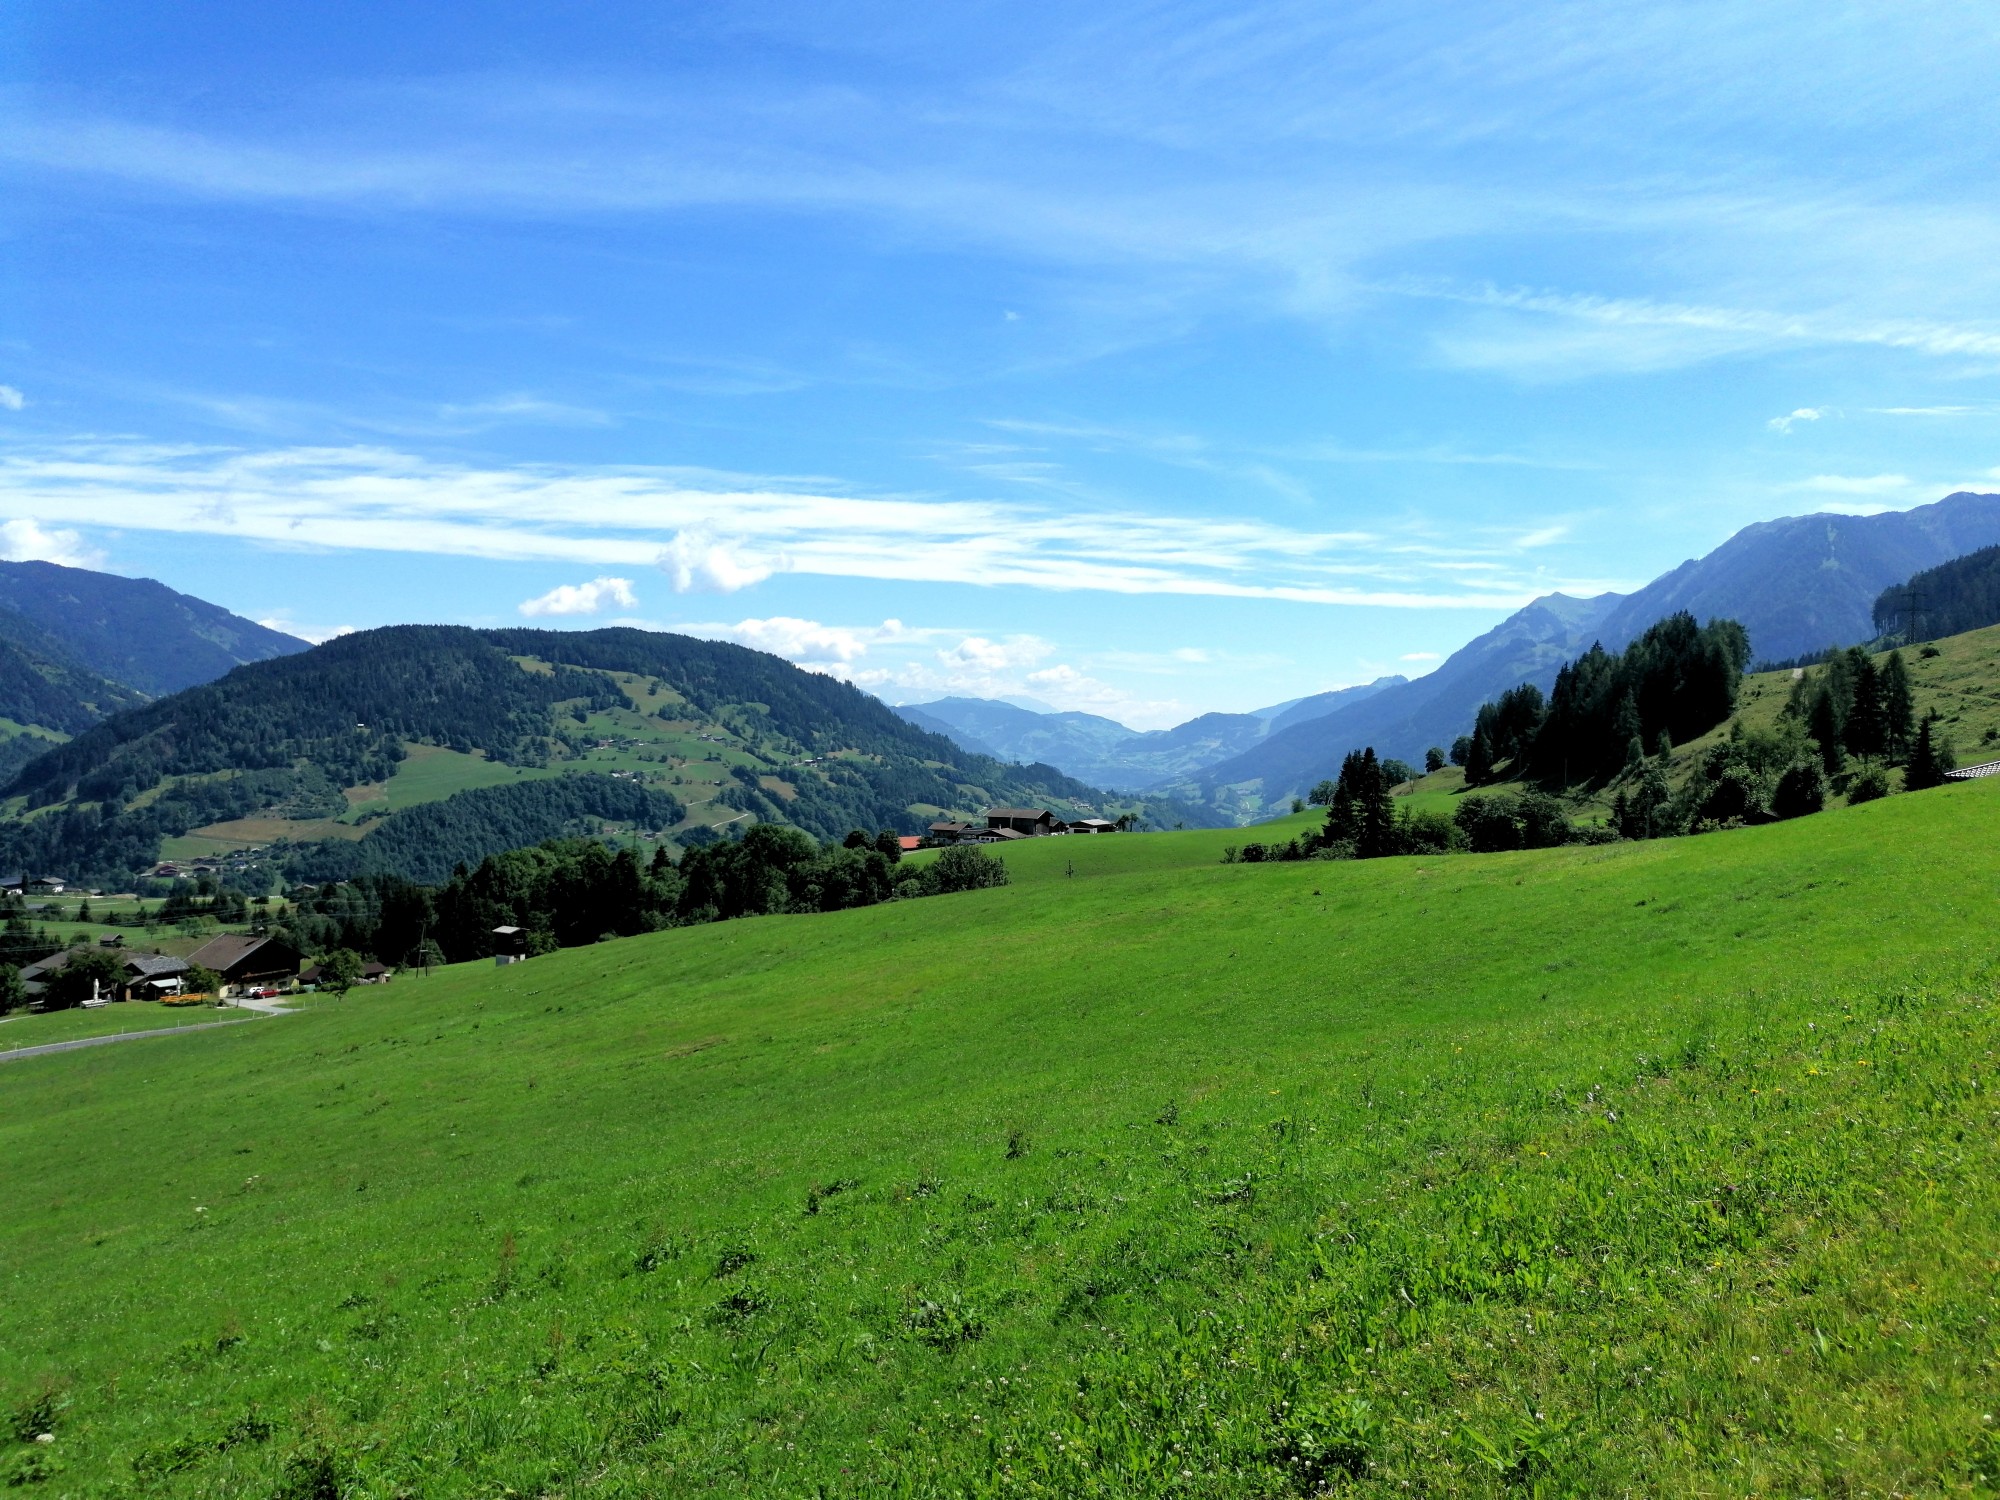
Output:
[[3, 785, 1999, 1494]]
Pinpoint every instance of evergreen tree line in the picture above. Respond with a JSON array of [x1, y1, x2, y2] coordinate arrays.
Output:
[[1459, 613, 1751, 787], [1873, 544, 2000, 644], [1787, 645, 1919, 771], [1232, 628, 1961, 873], [274, 826, 1011, 969]]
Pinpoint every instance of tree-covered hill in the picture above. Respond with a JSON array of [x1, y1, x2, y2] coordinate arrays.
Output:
[[0, 607, 143, 729], [0, 625, 1197, 884], [1873, 542, 2000, 644]]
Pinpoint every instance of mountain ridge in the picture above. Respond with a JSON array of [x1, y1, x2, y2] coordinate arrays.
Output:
[[0, 624, 1211, 883], [1167, 491, 2000, 819], [0, 559, 307, 696]]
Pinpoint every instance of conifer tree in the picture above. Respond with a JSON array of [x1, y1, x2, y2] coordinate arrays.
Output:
[[1463, 730, 1495, 786], [1353, 748, 1397, 859], [1905, 715, 1953, 790], [1808, 687, 1845, 775], [1322, 750, 1366, 846], [1844, 652, 1884, 759], [1880, 650, 1915, 759]]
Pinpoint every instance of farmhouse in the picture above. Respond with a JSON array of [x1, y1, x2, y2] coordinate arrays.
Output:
[[1068, 818, 1117, 834], [122, 953, 190, 1000], [986, 807, 1058, 836], [16, 949, 75, 1002], [927, 820, 973, 841], [185, 934, 303, 996]]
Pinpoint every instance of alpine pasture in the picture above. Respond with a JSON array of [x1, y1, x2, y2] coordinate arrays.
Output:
[[4, 784, 1999, 1494]]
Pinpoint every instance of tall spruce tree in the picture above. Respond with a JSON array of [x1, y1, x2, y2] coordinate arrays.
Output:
[[1808, 687, 1845, 775], [1463, 729, 1496, 786], [1905, 716, 1952, 790], [1844, 650, 1885, 759], [1353, 748, 1397, 859], [1880, 650, 1915, 759]]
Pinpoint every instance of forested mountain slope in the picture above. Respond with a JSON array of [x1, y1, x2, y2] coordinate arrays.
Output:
[[0, 626, 1193, 883], [0, 559, 306, 695], [1874, 541, 2000, 643]]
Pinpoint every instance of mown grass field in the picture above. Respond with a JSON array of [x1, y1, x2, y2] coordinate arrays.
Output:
[[4, 784, 2000, 1494], [0, 1000, 252, 1053]]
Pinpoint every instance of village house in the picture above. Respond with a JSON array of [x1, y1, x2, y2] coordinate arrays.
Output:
[[1068, 817, 1117, 834], [963, 825, 1028, 843], [185, 933, 303, 996], [122, 953, 190, 1001], [986, 807, 1059, 836], [927, 820, 973, 841]]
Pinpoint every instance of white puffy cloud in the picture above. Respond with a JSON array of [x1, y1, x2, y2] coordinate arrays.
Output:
[[0, 517, 103, 568], [1768, 407, 1824, 434], [938, 635, 1054, 672], [256, 617, 356, 645], [0, 386, 23, 412], [660, 531, 779, 593], [694, 616, 905, 664], [518, 575, 638, 617]]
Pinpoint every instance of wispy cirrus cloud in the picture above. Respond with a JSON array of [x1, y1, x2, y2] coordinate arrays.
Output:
[[0, 439, 1586, 609], [1415, 283, 2000, 377]]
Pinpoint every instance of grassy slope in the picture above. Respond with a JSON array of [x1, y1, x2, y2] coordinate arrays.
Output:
[[3, 788, 2000, 1493], [0, 1001, 257, 1053]]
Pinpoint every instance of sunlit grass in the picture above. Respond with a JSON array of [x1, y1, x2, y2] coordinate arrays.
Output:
[[3, 783, 1997, 1493]]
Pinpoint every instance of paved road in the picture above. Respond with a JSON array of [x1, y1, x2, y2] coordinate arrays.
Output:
[[0, 1006, 289, 1064]]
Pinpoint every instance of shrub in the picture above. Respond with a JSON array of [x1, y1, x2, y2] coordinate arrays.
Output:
[[923, 845, 1010, 895], [1771, 761, 1827, 818], [1847, 764, 1891, 805], [1393, 806, 1459, 854]]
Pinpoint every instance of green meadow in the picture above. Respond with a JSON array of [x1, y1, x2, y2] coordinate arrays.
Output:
[[0, 1001, 251, 1054], [5, 784, 2000, 1494]]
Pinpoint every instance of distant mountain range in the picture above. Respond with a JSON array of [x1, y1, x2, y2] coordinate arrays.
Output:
[[894, 677, 1405, 792], [0, 561, 307, 781], [903, 490, 2000, 823], [0, 560, 306, 696]]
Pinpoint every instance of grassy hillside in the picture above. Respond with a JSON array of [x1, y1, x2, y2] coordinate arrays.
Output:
[[1722, 619, 2000, 763], [3, 782, 1999, 1493]]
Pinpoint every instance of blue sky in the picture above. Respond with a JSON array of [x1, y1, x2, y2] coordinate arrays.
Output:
[[3, 2, 1999, 727]]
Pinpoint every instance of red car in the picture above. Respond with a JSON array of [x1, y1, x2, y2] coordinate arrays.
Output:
[[245, 987, 280, 1000]]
